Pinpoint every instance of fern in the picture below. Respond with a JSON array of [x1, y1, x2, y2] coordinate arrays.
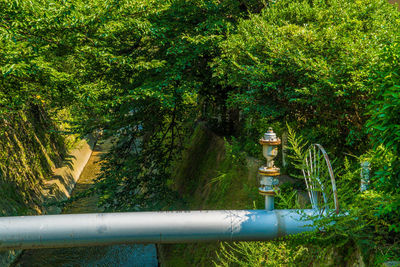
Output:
[[286, 123, 308, 179]]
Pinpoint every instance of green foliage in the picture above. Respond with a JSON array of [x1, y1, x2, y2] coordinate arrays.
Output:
[[285, 128, 400, 264], [274, 182, 301, 210], [364, 38, 400, 242], [285, 123, 309, 177], [61, 0, 267, 210], [213, 148, 312, 266], [215, 0, 400, 154], [224, 137, 247, 165], [215, 241, 311, 267], [0, 108, 69, 216], [0, 0, 83, 217], [305, 189, 400, 265], [206, 137, 248, 204], [243, 126, 399, 265], [367, 40, 400, 193], [0, 0, 84, 117], [2, 0, 400, 264]]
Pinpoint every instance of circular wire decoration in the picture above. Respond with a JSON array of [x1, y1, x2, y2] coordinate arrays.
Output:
[[302, 144, 339, 214]]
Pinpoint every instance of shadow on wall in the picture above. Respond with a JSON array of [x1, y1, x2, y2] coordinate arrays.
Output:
[[0, 111, 95, 267]]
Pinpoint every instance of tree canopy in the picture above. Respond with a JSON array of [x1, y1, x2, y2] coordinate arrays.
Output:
[[1, 0, 400, 263]]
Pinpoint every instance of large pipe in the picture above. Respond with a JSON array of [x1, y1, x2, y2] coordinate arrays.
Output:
[[0, 210, 316, 250]]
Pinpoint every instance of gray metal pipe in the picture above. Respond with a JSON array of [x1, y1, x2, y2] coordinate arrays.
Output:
[[0, 209, 316, 250], [264, 196, 275, 211]]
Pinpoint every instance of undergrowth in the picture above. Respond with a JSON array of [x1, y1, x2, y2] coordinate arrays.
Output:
[[214, 125, 400, 266]]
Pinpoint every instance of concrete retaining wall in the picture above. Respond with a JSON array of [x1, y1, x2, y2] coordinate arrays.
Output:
[[0, 136, 95, 266]]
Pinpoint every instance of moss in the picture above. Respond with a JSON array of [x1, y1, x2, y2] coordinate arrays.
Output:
[[0, 107, 74, 216], [161, 125, 373, 266], [161, 125, 263, 266], [171, 124, 226, 206]]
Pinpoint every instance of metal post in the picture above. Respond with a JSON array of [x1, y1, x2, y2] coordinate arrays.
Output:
[[258, 128, 281, 210], [360, 161, 370, 192], [265, 195, 275, 211], [282, 131, 288, 168]]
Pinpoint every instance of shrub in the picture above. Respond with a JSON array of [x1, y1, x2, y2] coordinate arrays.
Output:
[[367, 41, 400, 194], [366, 40, 400, 235], [215, 0, 400, 154]]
